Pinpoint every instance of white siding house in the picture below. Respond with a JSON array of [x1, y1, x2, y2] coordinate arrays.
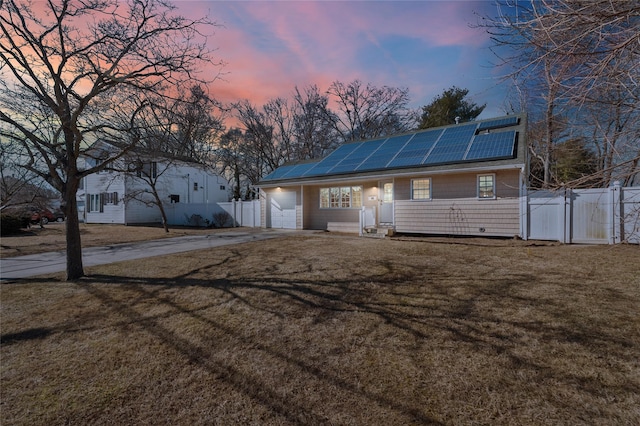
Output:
[[83, 143, 229, 225]]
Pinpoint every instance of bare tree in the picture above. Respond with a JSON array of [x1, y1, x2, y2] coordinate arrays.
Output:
[[162, 85, 226, 163], [291, 85, 339, 159], [0, 0, 218, 279], [215, 128, 260, 200], [0, 142, 55, 211], [480, 0, 640, 187], [327, 80, 417, 141], [233, 99, 285, 176]]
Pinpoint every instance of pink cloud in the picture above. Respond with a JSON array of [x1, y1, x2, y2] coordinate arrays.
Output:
[[175, 1, 497, 116]]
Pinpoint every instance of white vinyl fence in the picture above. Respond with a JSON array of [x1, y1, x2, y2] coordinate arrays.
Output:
[[528, 182, 640, 244], [165, 200, 261, 228]]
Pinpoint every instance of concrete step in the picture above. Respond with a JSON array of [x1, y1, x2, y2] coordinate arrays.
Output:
[[362, 227, 395, 238]]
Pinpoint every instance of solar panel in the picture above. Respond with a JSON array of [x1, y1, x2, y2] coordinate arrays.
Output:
[[477, 116, 519, 131], [355, 134, 413, 171], [328, 138, 387, 174], [387, 128, 443, 168], [465, 130, 516, 161], [262, 164, 296, 180], [302, 142, 362, 176], [279, 161, 321, 179], [423, 123, 477, 165], [260, 115, 523, 182]]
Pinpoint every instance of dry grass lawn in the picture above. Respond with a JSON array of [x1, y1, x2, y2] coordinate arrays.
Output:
[[1, 232, 639, 425], [0, 223, 221, 258]]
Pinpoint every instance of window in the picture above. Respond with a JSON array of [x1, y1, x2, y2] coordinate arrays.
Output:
[[478, 174, 496, 199], [320, 186, 363, 209], [411, 178, 431, 200], [170, 194, 180, 203], [103, 192, 118, 205], [193, 182, 199, 191], [87, 194, 103, 213], [137, 161, 157, 178]]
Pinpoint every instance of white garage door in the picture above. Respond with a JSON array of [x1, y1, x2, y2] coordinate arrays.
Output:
[[270, 192, 296, 229]]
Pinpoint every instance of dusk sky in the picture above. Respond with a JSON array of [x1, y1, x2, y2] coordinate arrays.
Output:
[[173, 0, 511, 119]]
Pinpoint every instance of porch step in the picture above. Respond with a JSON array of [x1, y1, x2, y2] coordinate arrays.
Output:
[[362, 227, 395, 239]]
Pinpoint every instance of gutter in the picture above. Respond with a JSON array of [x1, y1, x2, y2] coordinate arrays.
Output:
[[258, 162, 526, 188]]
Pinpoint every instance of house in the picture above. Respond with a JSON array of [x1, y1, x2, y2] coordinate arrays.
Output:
[[83, 142, 229, 225], [258, 114, 529, 238]]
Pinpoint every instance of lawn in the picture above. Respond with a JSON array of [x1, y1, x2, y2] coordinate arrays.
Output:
[[1, 233, 639, 425]]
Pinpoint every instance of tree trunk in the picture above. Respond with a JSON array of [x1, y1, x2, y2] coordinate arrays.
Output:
[[63, 179, 84, 280], [151, 186, 170, 233], [234, 165, 241, 200]]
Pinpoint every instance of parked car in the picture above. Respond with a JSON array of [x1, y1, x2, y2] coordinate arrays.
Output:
[[30, 209, 64, 224]]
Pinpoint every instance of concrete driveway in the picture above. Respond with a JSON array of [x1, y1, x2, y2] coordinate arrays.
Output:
[[1, 229, 300, 280]]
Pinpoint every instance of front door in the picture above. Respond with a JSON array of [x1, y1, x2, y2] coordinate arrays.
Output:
[[379, 181, 393, 224]]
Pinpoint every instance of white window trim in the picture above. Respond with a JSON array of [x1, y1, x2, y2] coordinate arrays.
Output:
[[411, 178, 432, 201], [477, 173, 497, 199], [319, 186, 363, 209]]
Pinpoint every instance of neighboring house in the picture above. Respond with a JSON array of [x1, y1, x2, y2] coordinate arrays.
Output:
[[258, 114, 529, 238], [83, 141, 229, 225]]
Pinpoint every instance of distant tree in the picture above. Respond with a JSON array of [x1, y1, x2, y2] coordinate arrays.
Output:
[[327, 80, 416, 141], [234, 99, 281, 176], [162, 85, 226, 163], [479, 0, 639, 187], [0, 143, 55, 211], [291, 85, 340, 159], [233, 84, 338, 179], [418, 87, 485, 129], [529, 137, 599, 188], [215, 128, 260, 200], [0, 0, 218, 279]]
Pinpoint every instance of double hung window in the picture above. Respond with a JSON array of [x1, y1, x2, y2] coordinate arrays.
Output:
[[478, 174, 496, 199], [411, 178, 431, 200]]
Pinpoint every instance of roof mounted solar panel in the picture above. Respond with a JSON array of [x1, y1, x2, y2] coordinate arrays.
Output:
[[387, 128, 443, 168], [355, 134, 413, 171], [260, 114, 524, 183], [329, 137, 387, 174], [422, 123, 477, 165], [477, 116, 519, 131], [279, 161, 321, 179], [302, 142, 362, 176], [262, 164, 296, 181], [465, 130, 516, 161]]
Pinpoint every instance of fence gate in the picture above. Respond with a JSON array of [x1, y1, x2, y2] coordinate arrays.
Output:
[[528, 190, 567, 242], [571, 189, 609, 244]]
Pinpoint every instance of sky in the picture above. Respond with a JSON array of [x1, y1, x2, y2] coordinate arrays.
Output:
[[172, 0, 511, 119]]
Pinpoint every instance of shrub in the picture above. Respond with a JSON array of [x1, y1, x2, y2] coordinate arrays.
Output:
[[212, 211, 232, 228], [1, 214, 29, 235]]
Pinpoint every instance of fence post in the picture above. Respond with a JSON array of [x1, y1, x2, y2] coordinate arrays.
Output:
[[610, 181, 622, 244], [233, 198, 238, 227], [563, 188, 571, 244]]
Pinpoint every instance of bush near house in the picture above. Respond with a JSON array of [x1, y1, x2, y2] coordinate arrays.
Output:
[[0, 214, 31, 235]]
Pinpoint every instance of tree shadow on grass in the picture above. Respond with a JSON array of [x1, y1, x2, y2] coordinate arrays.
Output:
[[5, 258, 638, 423], [74, 272, 444, 425]]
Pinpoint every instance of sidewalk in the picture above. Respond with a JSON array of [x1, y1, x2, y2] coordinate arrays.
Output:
[[0, 229, 295, 280]]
